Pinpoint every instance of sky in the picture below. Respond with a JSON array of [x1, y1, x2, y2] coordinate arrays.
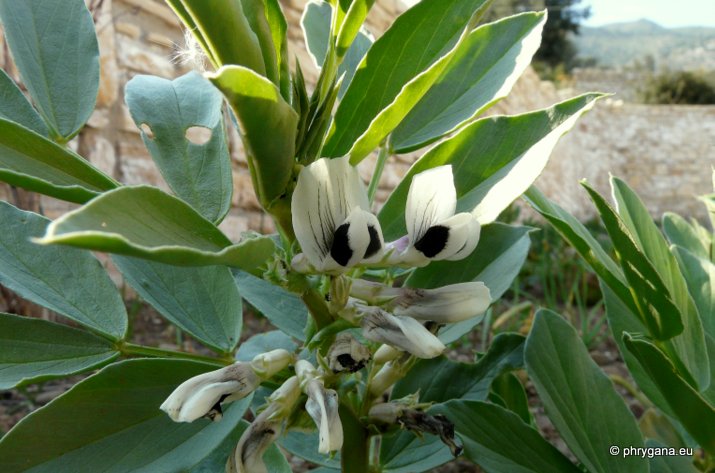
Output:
[[583, 0, 715, 28]]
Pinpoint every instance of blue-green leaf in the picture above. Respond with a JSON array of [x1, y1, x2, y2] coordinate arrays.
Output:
[[0, 0, 99, 140], [125, 72, 232, 223], [0, 202, 126, 340], [0, 313, 118, 390], [0, 69, 48, 136]]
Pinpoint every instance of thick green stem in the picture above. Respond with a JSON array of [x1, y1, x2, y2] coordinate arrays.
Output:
[[340, 403, 371, 473], [367, 143, 389, 205], [119, 342, 230, 366], [301, 286, 334, 331]]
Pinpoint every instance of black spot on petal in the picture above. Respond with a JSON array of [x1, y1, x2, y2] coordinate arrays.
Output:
[[414, 225, 449, 258], [364, 225, 381, 259], [331, 223, 353, 266]]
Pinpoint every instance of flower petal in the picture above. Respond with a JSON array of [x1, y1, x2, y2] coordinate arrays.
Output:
[[305, 380, 344, 453], [324, 207, 378, 270], [405, 166, 456, 243], [292, 156, 369, 268], [361, 308, 445, 358], [444, 214, 480, 261], [391, 282, 491, 323], [425, 212, 476, 261], [160, 363, 260, 423]]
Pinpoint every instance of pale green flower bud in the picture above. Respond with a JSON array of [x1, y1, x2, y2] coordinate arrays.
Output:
[[250, 348, 293, 378]]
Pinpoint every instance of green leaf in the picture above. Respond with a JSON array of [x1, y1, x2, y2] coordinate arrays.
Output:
[[646, 440, 699, 473], [391, 12, 546, 152], [672, 246, 715, 338], [38, 186, 275, 270], [0, 118, 118, 204], [523, 186, 635, 311], [582, 182, 685, 341], [335, 0, 375, 57], [208, 66, 298, 207], [323, 0, 493, 163], [235, 330, 297, 361], [188, 420, 291, 472], [624, 334, 715, 456], [663, 212, 710, 260], [0, 313, 118, 390], [611, 177, 709, 387], [0, 69, 48, 136], [113, 257, 242, 353], [525, 309, 647, 473], [380, 94, 603, 239], [0, 359, 252, 472], [433, 401, 581, 473], [392, 332, 525, 403], [301, 0, 374, 98], [379, 431, 452, 473], [165, 0, 265, 75], [125, 72, 232, 223], [233, 270, 308, 341], [638, 409, 687, 450], [0, 0, 98, 140], [602, 284, 675, 418], [263, 0, 291, 100], [490, 372, 531, 425], [280, 431, 341, 469], [0, 202, 126, 340]]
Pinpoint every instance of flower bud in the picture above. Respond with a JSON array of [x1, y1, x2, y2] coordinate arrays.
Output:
[[160, 363, 260, 423], [373, 344, 402, 365], [250, 349, 293, 378]]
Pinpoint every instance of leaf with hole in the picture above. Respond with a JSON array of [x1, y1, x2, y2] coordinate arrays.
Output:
[[125, 72, 232, 223]]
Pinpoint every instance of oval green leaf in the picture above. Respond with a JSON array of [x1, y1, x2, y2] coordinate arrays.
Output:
[[391, 11, 546, 153], [0, 313, 118, 390], [208, 66, 298, 207], [0, 69, 48, 136], [0, 118, 118, 203], [113, 257, 242, 353], [624, 333, 715, 456], [432, 400, 582, 473], [323, 0, 492, 162], [379, 94, 604, 240], [0, 202, 126, 340], [233, 270, 309, 341], [672, 246, 715, 338], [125, 72, 232, 223], [38, 186, 275, 271], [0, 0, 99, 140], [525, 309, 647, 473], [0, 359, 252, 472]]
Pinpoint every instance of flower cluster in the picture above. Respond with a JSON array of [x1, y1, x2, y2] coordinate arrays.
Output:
[[292, 157, 491, 359], [160, 157, 491, 466]]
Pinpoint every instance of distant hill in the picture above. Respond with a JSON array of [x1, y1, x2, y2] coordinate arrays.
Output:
[[572, 19, 715, 70]]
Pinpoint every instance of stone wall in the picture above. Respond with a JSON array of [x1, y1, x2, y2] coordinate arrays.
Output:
[[1, 0, 713, 231]]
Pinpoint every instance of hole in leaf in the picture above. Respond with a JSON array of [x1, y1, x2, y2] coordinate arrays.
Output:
[[185, 126, 212, 145], [140, 123, 154, 139]]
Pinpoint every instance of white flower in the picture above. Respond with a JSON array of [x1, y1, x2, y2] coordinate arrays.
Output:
[[351, 280, 492, 323], [292, 156, 384, 272], [160, 363, 260, 423], [229, 376, 301, 473], [296, 360, 344, 453], [160, 349, 292, 423], [360, 307, 445, 359], [392, 165, 480, 266]]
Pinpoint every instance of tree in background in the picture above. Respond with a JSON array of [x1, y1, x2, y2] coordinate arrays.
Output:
[[641, 71, 715, 104], [486, 0, 591, 78]]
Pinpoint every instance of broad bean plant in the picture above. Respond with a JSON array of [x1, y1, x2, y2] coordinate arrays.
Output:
[[5, 0, 695, 471]]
